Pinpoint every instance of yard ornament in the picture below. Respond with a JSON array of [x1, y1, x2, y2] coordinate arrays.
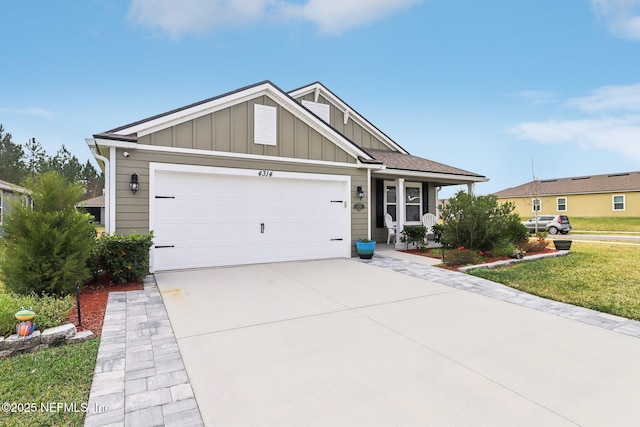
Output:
[[15, 307, 36, 337]]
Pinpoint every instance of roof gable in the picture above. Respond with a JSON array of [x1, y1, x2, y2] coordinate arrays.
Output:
[[288, 82, 408, 154], [101, 81, 373, 163], [494, 171, 640, 197]]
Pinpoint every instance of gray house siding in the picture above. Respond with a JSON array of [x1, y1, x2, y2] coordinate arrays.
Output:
[[295, 93, 390, 151], [113, 148, 368, 255], [136, 96, 357, 165]]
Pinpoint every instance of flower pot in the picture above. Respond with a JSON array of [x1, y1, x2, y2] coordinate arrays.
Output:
[[356, 240, 376, 259], [553, 240, 572, 250]]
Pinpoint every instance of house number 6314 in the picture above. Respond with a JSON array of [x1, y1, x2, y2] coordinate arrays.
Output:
[[258, 170, 273, 177]]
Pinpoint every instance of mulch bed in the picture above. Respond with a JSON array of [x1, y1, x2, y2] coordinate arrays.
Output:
[[63, 281, 143, 337], [402, 247, 559, 271]]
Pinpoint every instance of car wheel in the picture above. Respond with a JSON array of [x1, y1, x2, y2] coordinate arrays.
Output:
[[548, 227, 558, 235]]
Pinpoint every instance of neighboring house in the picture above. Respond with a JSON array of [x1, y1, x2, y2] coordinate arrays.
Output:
[[86, 81, 486, 272], [494, 171, 640, 219], [0, 179, 28, 237], [78, 195, 105, 226]]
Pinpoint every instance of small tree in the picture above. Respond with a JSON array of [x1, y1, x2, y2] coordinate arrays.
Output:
[[0, 172, 96, 296], [438, 191, 528, 252]]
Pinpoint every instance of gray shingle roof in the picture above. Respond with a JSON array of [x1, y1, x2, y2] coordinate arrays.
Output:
[[493, 171, 640, 197], [365, 149, 485, 178]]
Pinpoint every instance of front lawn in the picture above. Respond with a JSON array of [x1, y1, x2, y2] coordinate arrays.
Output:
[[469, 241, 640, 320], [0, 339, 99, 427], [570, 217, 640, 233]]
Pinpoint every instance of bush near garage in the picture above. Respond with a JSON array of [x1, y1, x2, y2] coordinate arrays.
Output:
[[0, 172, 96, 297], [90, 232, 154, 284]]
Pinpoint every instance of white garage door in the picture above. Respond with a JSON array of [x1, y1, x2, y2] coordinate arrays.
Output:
[[151, 165, 350, 271]]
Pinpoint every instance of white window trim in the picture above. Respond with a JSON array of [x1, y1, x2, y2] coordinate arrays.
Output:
[[556, 197, 567, 212], [613, 194, 626, 211], [384, 180, 423, 224], [532, 198, 542, 212], [404, 182, 423, 224]]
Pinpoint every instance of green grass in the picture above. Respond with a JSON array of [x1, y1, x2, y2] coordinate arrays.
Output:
[[0, 339, 99, 427], [570, 217, 640, 233], [469, 241, 640, 320]]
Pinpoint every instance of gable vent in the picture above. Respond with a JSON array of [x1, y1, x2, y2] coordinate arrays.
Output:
[[254, 104, 277, 146]]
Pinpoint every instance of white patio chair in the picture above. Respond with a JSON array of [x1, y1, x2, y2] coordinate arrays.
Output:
[[421, 213, 437, 239], [384, 213, 396, 244]]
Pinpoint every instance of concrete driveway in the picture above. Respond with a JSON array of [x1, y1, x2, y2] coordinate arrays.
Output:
[[155, 258, 640, 426]]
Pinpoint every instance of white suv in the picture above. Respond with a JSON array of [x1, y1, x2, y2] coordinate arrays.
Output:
[[522, 215, 571, 235]]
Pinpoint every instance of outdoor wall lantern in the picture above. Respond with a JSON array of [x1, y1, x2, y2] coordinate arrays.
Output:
[[357, 186, 365, 200], [129, 173, 139, 194]]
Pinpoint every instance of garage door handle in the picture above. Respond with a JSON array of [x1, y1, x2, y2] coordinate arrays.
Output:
[[331, 238, 343, 241], [155, 245, 175, 248], [261, 223, 265, 234]]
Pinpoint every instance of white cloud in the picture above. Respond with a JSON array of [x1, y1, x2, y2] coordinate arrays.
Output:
[[279, 0, 421, 35], [0, 107, 56, 118], [591, 0, 640, 40], [566, 83, 640, 113], [127, 0, 422, 37], [509, 116, 640, 161], [510, 83, 640, 161], [128, 0, 267, 37]]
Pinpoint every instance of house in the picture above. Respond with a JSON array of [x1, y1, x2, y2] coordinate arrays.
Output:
[[78, 194, 105, 226], [0, 179, 28, 237], [493, 171, 640, 219], [86, 81, 487, 271]]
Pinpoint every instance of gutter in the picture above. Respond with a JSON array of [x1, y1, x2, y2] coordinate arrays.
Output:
[[86, 138, 113, 233]]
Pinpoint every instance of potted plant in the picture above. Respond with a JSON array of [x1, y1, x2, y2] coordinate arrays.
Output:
[[553, 239, 572, 250], [356, 239, 376, 259]]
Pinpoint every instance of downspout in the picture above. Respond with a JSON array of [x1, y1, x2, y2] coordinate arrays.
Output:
[[87, 139, 112, 234], [367, 168, 372, 240]]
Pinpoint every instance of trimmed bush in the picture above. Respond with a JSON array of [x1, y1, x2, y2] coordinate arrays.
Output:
[[400, 225, 428, 251], [0, 172, 96, 296], [90, 232, 154, 284], [443, 246, 483, 266]]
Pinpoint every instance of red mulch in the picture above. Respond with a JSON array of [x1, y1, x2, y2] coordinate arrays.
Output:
[[63, 281, 144, 337], [402, 247, 559, 271]]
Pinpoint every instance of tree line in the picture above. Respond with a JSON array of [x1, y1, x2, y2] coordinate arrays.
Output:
[[0, 124, 103, 199]]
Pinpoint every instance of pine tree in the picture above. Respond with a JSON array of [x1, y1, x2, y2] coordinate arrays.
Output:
[[0, 124, 27, 183]]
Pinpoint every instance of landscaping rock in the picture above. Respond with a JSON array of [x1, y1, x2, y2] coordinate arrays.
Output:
[[69, 330, 95, 343], [0, 330, 42, 351], [41, 323, 77, 345]]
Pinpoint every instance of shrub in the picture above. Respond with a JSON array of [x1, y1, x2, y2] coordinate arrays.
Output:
[[443, 246, 483, 266], [438, 191, 529, 252], [1, 172, 96, 296], [0, 292, 75, 337], [90, 232, 154, 284], [491, 244, 518, 258], [518, 232, 549, 253], [400, 225, 428, 251]]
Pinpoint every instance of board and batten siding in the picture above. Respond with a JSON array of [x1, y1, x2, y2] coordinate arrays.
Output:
[[295, 93, 390, 151], [113, 148, 368, 256], [136, 96, 356, 165]]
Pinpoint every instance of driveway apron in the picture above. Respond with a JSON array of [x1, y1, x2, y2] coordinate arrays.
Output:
[[154, 258, 640, 427]]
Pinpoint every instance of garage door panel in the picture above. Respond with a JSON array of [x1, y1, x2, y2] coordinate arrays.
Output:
[[152, 168, 349, 270]]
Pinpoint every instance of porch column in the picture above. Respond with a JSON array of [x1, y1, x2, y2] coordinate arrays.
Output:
[[467, 182, 475, 195], [395, 178, 405, 249]]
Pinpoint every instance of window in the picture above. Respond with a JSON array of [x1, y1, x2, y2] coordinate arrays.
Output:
[[613, 195, 625, 211], [384, 181, 423, 223], [254, 104, 277, 146], [384, 184, 397, 221], [556, 197, 567, 211], [532, 198, 541, 212], [405, 184, 422, 222]]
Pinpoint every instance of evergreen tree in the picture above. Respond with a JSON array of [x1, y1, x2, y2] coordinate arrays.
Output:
[[24, 137, 47, 176], [0, 124, 27, 183], [0, 171, 96, 296]]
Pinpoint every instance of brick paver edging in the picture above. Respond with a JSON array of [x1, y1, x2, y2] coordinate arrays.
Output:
[[357, 255, 640, 339], [84, 276, 204, 427]]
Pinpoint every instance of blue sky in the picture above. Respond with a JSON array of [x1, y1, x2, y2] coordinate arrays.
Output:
[[2, 0, 640, 197]]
